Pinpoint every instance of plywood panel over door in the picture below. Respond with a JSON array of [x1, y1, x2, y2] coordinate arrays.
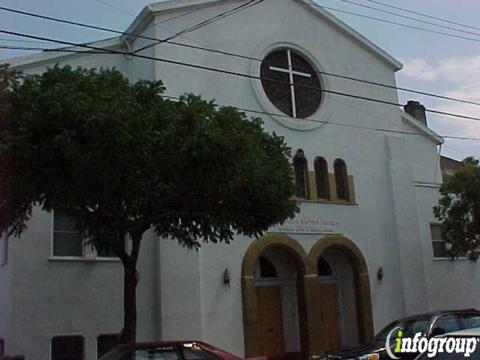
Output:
[[257, 285, 286, 358], [318, 283, 340, 352]]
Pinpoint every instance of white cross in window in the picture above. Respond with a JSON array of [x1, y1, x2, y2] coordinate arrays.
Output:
[[269, 49, 312, 118]]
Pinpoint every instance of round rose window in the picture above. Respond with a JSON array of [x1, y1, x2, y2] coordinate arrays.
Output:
[[260, 48, 322, 119]]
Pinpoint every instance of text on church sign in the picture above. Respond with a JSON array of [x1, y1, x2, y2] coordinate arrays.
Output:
[[269, 217, 341, 234]]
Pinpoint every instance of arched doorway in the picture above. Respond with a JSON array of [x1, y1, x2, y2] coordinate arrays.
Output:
[[306, 235, 374, 355], [242, 234, 309, 360]]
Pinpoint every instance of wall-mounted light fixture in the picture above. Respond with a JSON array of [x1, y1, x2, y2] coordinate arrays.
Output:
[[223, 269, 231, 287], [377, 267, 384, 281]]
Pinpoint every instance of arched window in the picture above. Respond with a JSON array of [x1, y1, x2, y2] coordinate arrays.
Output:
[[334, 159, 349, 201], [317, 257, 334, 277], [259, 256, 277, 278], [314, 157, 330, 200], [293, 149, 308, 198]]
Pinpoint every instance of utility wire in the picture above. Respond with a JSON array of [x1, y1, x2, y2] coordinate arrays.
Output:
[[158, 95, 480, 141], [96, 0, 208, 26], [332, 0, 480, 38], [0, 67, 477, 141], [362, 0, 480, 32], [96, 0, 134, 17], [94, 0, 255, 65], [309, 2, 480, 44], [0, 45, 47, 51], [1, 5, 480, 108], [0, 37, 52, 45], [0, 44, 116, 54], [3, 28, 480, 125], [133, 0, 263, 54]]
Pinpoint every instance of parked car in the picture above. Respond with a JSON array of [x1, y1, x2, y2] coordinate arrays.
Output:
[[99, 340, 257, 360], [414, 327, 480, 360], [326, 309, 480, 360]]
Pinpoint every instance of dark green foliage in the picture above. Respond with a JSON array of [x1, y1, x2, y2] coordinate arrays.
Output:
[[0, 65, 299, 343], [434, 157, 480, 261], [0, 65, 298, 251]]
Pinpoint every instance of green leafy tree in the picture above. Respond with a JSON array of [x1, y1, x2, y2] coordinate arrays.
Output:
[[434, 157, 480, 260], [0, 66, 298, 344]]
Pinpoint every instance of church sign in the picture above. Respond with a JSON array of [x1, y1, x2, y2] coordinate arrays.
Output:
[[269, 217, 341, 235]]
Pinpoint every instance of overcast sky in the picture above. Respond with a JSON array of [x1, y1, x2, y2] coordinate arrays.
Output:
[[1, 0, 480, 161]]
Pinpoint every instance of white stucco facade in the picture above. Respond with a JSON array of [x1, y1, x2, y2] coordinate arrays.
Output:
[[0, 1, 478, 359]]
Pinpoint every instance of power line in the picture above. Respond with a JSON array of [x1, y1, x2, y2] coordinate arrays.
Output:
[[362, 0, 480, 32], [0, 45, 46, 51], [96, 0, 208, 26], [1, 73, 477, 141], [0, 44, 117, 54], [1, 38, 479, 142], [96, 0, 134, 17], [4, 28, 480, 125], [309, 1, 480, 44], [0, 37, 52, 45], [2, 6, 480, 108], [96, 0, 256, 66], [0, 29, 418, 110], [158, 95, 480, 141], [332, 0, 480, 38], [133, 0, 263, 54]]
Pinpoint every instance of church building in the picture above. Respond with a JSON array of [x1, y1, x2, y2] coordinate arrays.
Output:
[[1, 1, 479, 359]]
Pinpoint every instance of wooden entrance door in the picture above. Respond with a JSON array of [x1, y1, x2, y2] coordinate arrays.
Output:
[[318, 283, 341, 352], [257, 285, 285, 358]]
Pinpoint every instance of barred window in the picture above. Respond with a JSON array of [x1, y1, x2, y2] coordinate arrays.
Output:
[[260, 48, 322, 119], [314, 157, 330, 200], [334, 159, 349, 201], [293, 149, 309, 198]]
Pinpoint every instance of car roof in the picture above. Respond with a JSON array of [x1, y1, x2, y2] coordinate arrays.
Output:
[[119, 340, 242, 360], [398, 309, 480, 322], [442, 327, 480, 337]]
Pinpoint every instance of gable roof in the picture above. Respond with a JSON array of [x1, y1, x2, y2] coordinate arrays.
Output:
[[123, 0, 402, 71], [2, 37, 124, 70]]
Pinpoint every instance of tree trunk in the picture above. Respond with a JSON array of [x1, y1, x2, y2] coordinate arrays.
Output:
[[119, 261, 138, 344]]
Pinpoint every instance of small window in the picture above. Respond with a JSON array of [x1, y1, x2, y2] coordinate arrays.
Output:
[[97, 334, 119, 359], [53, 212, 83, 257], [430, 224, 466, 259], [293, 149, 308, 199], [259, 256, 277, 278], [51, 335, 84, 360], [314, 157, 330, 200], [53, 211, 116, 258], [317, 257, 333, 277], [430, 224, 447, 258], [334, 159, 349, 201]]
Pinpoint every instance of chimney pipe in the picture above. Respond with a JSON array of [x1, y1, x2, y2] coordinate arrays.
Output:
[[404, 100, 427, 126]]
